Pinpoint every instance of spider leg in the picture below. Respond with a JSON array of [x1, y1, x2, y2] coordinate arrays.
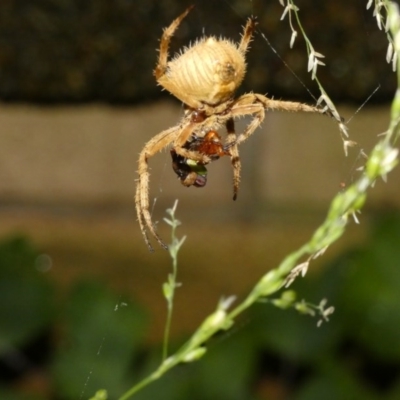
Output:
[[238, 16, 257, 54], [154, 6, 194, 80], [260, 94, 324, 114], [173, 121, 213, 163], [229, 98, 266, 147], [136, 125, 183, 251], [230, 93, 324, 146], [225, 118, 241, 200]]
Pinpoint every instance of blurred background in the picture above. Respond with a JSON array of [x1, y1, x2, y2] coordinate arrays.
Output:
[[1, 0, 400, 399]]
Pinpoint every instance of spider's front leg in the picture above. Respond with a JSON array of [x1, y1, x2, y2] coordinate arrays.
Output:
[[230, 93, 325, 146], [135, 125, 182, 251]]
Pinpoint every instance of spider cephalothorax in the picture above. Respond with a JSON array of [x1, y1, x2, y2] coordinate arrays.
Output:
[[135, 6, 325, 250]]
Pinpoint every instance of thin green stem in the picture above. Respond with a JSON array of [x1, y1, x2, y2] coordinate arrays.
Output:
[[162, 281, 174, 360], [162, 224, 178, 360], [118, 358, 179, 400], [118, 373, 157, 400], [282, 0, 349, 143], [161, 200, 185, 361]]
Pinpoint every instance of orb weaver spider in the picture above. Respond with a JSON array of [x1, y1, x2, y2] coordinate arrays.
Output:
[[135, 6, 326, 250]]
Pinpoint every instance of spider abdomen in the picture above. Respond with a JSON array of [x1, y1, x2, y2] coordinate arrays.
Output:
[[158, 37, 246, 108]]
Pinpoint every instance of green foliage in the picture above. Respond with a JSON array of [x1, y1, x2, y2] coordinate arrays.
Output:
[[116, 212, 400, 400], [162, 201, 186, 360], [0, 235, 148, 400], [0, 236, 54, 350], [338, 214, 400, 360], [294, 361, 378, 400], [89, 390, 108, 400], [258, 212, 400, 400], [0, 386, 46, 400], [52, 281, 147, 399], [2, 215, 400, 400]]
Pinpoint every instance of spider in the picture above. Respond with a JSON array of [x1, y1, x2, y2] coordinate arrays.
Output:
[[136, 6, 326, 251]]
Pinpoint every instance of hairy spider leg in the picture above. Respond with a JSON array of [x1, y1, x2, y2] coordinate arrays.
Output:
[[136, 125, 188, 251], [136, 119, 208, 250], [214, 95, 325, 201], [238, 16, 257, 54], [154, 6, 194, 81], [172, 122, 214, 164], [229, 94, 325, 147], [225, 118, 241, 200]]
